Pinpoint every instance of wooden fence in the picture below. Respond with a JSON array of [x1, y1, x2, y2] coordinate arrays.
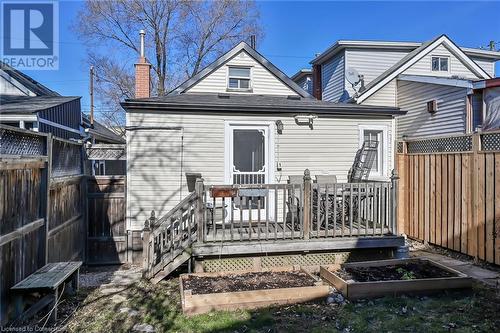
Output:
[[396, 131, 500, 265], [0, 125, 85, 324]]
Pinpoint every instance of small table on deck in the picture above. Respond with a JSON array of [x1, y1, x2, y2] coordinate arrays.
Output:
[[11, 261, 82, 323]]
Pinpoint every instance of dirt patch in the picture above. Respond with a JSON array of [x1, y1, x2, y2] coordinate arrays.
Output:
[[337, 262, 456, 282], [183, 271, 316, 294]]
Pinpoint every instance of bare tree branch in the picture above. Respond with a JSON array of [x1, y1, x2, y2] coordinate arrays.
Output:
[[74, 0, 262, 131]]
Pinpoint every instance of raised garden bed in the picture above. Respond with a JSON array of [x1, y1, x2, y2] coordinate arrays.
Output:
[[320, 258, 472, 300], [180, 268, 330, 315]]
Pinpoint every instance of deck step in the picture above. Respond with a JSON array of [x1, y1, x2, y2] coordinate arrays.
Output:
[[150, 250, 192, 284]]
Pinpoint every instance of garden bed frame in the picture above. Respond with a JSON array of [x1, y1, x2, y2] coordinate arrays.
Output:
[[180, 267, 330, 316], [320, 258, 472, 300]]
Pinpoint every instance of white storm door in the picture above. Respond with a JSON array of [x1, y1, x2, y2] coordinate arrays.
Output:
[[228, 125, 272, 221]]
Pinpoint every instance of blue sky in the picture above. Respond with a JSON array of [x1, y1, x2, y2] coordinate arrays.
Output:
[[17, 0, 500, 113]]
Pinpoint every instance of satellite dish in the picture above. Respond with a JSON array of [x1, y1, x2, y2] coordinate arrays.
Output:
[[346, 67, 361, 85]]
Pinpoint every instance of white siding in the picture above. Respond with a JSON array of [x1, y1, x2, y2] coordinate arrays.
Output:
[[363, 79, 397, 107], [321, 52, 345, 102], [127, 112, 394, 230], [396, 80, 467, 138], [186, 50, 297, 96], [294, 75, 312, 95], [404, 44, 482, 79], [469, 56, 496, 77], [344, 49, 408, 98]]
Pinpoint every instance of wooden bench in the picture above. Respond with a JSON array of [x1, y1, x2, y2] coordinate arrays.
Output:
[[11, 261, 82, 323]]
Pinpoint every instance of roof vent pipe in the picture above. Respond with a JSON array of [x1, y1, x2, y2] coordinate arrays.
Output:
[[139, 29, 146, 58], [250, 35, 256, 49]]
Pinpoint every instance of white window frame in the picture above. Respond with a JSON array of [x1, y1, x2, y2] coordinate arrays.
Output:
[[227, 66, 252, 91], [430, 55, 450, 73], [358, 125, 389, 179]]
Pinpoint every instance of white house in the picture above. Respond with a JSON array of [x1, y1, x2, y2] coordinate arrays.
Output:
[[296, 35, 500, 139], [123, 42, 404, 230]]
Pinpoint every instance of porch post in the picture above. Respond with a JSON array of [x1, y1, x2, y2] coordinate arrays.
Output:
[[303, 169, 312, 240], [390, 169, 399, 235], [195, 178, 205, 243]]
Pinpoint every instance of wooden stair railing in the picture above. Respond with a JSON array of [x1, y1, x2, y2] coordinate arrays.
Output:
[[142, 190, 199, 283]]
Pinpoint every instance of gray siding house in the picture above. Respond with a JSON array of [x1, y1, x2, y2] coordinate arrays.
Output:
[[304, 35, 500, 138], [123, 42, 404, 230]]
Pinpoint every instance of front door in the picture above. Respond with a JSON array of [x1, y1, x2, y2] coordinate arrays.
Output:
[[227, 124, 272, 221]]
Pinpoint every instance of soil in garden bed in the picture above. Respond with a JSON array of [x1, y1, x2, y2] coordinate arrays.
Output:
[[183, 271, 317, 295], [337, 261, 456, 282]]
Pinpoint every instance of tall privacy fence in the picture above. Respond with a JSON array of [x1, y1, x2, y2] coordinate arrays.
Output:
[[0, 125, 85, 324], [396, 130, 500, 265]]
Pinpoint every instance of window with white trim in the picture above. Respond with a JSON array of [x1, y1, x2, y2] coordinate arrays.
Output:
[[431, 56, 449, 72], [228, 67, 251, 90], [359, 126, 388, 178]]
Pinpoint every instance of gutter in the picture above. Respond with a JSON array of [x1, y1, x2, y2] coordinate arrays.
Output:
[[121, 100, 406, 116]]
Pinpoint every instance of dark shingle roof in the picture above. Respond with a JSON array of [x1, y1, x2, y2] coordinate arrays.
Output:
[[0, 61, 58, 96], [0, 95, 80, 114], [82, 114, 125, 144], [123, 93, 404, 116]]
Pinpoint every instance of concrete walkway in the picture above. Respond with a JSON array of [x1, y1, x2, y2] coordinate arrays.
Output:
[[411, 250, 500, 288]]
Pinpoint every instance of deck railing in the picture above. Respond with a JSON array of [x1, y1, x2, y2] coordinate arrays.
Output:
[[142, 169, 399, 277], [142, 192, 198, 278], [197, 169, 399, 242]]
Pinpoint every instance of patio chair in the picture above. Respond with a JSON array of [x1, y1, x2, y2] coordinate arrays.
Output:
[[314, 175, 337, 184], [285, 175, 302, 230]]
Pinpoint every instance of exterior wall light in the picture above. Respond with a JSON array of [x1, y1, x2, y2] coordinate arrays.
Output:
[[294, 114, 317, 129], [275, 120, 284, 134]]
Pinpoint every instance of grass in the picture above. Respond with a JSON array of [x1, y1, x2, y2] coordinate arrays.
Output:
[[59, 278, 499, 333]]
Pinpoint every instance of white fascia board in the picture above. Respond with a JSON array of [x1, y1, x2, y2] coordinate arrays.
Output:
[[398, 74, 473, 89], [357, 36, 491, 104], [0, 114, 37, 122], [37, 117, 82, 134]]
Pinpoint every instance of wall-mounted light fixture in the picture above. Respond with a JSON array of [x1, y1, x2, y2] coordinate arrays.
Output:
[[275, 120, 284, 134], [294, 114, 317, 129]]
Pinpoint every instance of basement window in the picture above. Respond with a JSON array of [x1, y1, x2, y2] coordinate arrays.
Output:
[[431, 56, 449, 72], [228, 67, 251, 91]]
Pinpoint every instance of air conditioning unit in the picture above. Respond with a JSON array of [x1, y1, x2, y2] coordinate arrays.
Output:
[[427, 100, 438, 113]]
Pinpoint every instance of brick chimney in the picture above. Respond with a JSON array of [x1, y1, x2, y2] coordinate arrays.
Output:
[[135, 30, 151, 98]]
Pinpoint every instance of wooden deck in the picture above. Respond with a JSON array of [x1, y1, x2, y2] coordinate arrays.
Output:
[[193, 236, 405, 257], [142, 173, 402, 281], [204, 221, 391, 242]]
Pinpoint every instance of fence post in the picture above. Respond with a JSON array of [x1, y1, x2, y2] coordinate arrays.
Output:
[[44, 133, 53, 264], [302, 169, 312, 240], [390, 169, 399, 236], [141, 211, 154, 277], [195, 178, 205, 243], [471, 133, 480, 259]]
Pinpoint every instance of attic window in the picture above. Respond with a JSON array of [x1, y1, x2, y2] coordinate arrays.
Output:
[[228, 67, 251, 90], [431, 56, 449, 72]]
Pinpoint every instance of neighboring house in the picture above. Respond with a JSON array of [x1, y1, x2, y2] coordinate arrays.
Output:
[[308, 35, 500, 138], [290, 69, 312, 95], [123, 41, 404, 230], [0, 61, 125, 174]]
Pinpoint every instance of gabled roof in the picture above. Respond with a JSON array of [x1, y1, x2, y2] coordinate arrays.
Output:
[[291, 69, 312, 81], [0, 61, 58, 96], [311, 39, 500, 65], [355, 35, 492, 104], [169, 42, 313, 98], [123, 93, 404, 116]]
